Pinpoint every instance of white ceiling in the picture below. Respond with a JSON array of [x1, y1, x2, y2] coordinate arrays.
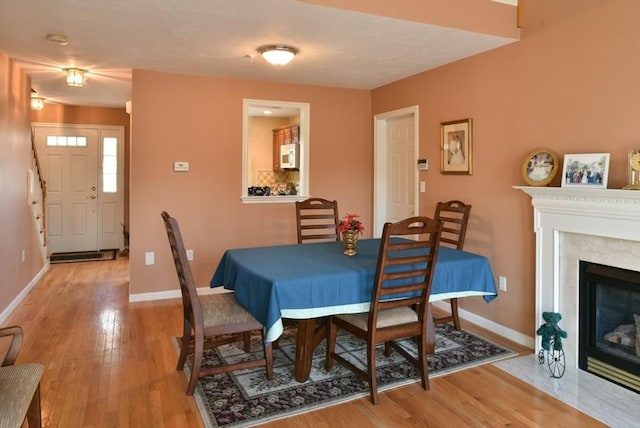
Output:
[[0, 0, 517, 108]]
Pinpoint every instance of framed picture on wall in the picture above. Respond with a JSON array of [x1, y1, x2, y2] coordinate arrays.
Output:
[[441, 118, 472, 175], [561, 153, 610, 188]]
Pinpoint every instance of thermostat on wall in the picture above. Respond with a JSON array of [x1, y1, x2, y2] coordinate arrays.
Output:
[[417, 159, 429, 171], [173, 161, 189, 172]]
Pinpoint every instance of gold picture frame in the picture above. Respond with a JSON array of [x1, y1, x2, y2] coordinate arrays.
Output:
[[441, 118, 472, 175], [522, 148, 559, 186]]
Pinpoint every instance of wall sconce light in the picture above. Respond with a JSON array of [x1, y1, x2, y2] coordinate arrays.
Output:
[[31, 90, 45, 110], [66, 68, 87, 87], [257, 45, 298, 66]]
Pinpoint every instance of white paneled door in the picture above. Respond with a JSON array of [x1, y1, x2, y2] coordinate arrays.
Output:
[[385, 114, 416, 223], [373, 106, 419, 237], [34, 124, 124, 253]]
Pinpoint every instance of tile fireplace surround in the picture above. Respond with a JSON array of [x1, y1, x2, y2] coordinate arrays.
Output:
[[500, 186, 640, 426]]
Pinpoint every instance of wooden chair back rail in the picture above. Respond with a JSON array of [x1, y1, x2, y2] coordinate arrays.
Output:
[[432, 200, 472, 330], [295, 197, 340, 244]]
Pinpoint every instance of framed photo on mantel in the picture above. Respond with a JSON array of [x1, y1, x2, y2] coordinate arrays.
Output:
[[561, 153, 610, 188], [441, 118, 472, 175]]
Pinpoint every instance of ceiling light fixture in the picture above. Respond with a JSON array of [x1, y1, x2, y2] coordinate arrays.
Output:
[[66, 68, 87, 87], [46, 33, 69, 45], [257, 44, 298, 66], [31, 90, 45, 110]]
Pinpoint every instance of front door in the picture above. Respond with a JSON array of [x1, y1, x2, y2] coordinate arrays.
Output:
[[34, 126, 99, 253]]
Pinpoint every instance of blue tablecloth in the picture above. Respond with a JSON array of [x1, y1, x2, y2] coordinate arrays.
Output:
[[211, 239, 497, 342]]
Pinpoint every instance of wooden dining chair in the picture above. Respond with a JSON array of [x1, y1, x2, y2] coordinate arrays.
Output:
[[161, 211, 273, 395], [295, 197, 340, 243], [325, 216, 443, 404], [0, 325, 45, 428], [432, 200, 472, 330]]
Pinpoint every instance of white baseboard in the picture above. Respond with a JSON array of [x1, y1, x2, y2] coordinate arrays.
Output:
[[0, 264, 49, 324], [128, 286, 228, 302], [432, 301, 535, 349]]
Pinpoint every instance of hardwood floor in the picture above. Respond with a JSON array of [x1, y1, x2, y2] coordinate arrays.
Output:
[[4, 257, 605, 427]]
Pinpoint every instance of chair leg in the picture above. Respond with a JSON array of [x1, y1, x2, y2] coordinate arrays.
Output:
[[450, 298, 460, 330], [416, 334, 430, 392], [26, 383, 42, 428], [177, 320, 192, 371], [367, 339, 378, 404], [325, 317, 336, 371], [187, 333, 204, 395]]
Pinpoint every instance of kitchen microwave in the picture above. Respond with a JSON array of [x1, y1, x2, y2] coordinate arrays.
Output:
[[280, 143, 300, 169]]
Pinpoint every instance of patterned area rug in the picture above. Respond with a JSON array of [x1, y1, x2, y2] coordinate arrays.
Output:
[[173, 324, 515, 427]]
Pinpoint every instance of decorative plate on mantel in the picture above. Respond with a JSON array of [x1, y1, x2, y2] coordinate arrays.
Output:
[[521, 148, 559, 186]]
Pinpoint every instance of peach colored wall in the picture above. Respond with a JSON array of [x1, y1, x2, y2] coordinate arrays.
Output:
[[129, 70, 371, 294], [0, 51, 45, 315], [371, 0, 639, 336]]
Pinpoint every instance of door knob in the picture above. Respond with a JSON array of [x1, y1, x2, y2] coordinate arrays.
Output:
[[90, 194, 97, 199], [90, 185, 96, 191]]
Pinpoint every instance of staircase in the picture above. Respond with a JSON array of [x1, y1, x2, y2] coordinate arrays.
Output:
[[29, 129, 48, 262]]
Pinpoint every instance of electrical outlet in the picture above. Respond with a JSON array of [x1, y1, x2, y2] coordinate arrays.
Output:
[[186, 249, 194, 261], [499, 276, 507, 292]]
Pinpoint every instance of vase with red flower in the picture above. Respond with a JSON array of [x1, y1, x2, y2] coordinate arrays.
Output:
[[338, 214, 364, 256]]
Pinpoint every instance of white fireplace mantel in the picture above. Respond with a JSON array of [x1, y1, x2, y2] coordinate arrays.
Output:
[[514, 186, 640, 366]]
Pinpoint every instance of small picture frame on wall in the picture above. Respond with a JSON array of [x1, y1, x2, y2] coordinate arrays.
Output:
[[441, 118, 472, 175], [561, 153, 610, 188], [522, 148, 559, 186]]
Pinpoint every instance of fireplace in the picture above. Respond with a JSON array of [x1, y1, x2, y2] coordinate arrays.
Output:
[[515, 186, 640, 375], [578, 261, 640, 392]]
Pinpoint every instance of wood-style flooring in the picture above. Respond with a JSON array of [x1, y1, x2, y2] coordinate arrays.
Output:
[[3, 256, 605, 427]]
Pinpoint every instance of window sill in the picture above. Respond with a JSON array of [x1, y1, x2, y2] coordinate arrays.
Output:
[[241, 195, 308, 204]]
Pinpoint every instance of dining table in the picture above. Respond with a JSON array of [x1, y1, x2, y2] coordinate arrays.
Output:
[[211, 238, 498, 382]]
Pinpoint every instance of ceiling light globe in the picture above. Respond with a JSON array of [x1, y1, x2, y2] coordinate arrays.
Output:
[[31, 94, 45, 110], [66, 68, 86, 87], [257, 45, 298, 66]]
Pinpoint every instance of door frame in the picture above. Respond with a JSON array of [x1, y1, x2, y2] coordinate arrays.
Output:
[[33, 122, 125, 252], [373, 105, 419, 237]]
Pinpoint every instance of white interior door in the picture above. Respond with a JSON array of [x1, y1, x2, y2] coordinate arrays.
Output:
[[35, 126, 99, 253], [374, 106, 419, 237], [386, 114, 416, 223]]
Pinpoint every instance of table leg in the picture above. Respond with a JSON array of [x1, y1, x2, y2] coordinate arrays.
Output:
[[294, 318, 317, 382]]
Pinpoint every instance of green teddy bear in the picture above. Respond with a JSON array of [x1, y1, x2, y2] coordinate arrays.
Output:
[[536, 311, 567, 351]]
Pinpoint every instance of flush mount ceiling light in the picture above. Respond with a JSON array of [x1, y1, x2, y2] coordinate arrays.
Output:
[[257, 44, 298, 66], [66, 68, 87, 87], [31, 90, 45, 110], [46, 33, 69, 45]]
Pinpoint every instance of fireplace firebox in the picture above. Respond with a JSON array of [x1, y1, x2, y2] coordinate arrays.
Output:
[[579, 261, 640, 393]]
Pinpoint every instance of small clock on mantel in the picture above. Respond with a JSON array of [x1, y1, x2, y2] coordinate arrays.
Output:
[[622, 148, 640, 190]]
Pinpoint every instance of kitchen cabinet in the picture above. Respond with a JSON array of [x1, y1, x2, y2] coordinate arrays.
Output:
[[273, 123, 299, 171]]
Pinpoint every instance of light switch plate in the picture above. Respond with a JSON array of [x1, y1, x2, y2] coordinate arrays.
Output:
[[145, 252, 155, 266], [174, 161, 189, 172]]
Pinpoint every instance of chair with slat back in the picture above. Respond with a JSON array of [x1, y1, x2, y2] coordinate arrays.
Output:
[[0, 326, 44, 428], [161, 211, 273, 395], [433, 200, 472, 330], [325, 216, 443, 404], [295, 198, 340, 243]]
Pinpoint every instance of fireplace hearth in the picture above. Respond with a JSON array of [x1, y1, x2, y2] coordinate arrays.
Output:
[[579, 261, 640, 392]]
